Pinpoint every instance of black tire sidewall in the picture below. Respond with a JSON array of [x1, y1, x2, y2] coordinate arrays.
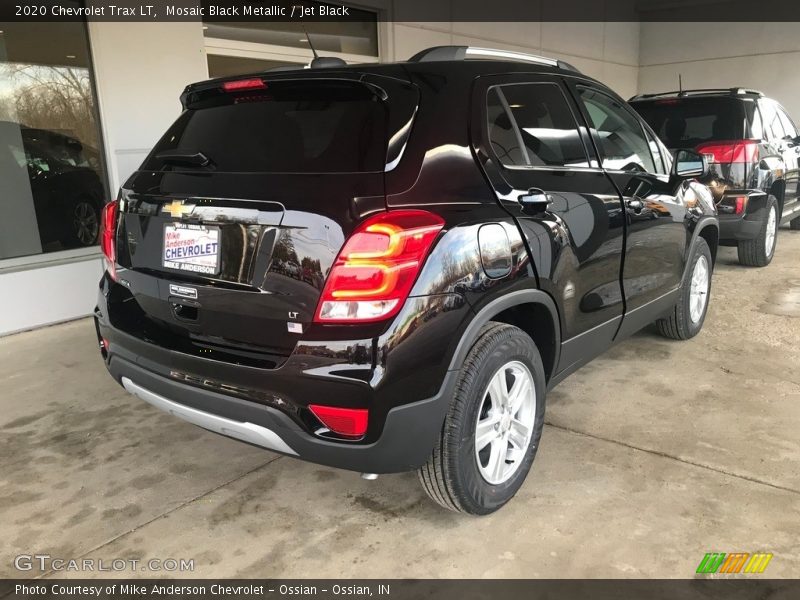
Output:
[[450, 326, 546, 515], [678, 237, 712, 338]]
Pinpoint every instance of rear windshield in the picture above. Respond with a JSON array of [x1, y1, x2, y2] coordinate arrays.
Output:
[[143, 81, 386, 173], [632, 97, 746, 149]]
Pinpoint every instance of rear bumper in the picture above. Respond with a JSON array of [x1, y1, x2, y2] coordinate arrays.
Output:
[[718, 214, 762, 241], [717, 190, 768, 242], [94, 273, 468, 474], [108, 355, 452, 473]]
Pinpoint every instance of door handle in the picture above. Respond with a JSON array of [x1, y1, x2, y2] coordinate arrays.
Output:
[[626, 198, 644, 212], [518, 188, 552, 212]]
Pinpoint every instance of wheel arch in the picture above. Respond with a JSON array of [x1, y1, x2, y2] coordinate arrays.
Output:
[[697, 221, 719, 267], [769, 180, 785, 215], [448, 289, 561, 383], [687, 217, 720, 271]]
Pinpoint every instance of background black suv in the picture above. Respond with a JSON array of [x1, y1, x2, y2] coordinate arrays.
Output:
[[631, 89, 800, 267], [94, 47, 719, 515]]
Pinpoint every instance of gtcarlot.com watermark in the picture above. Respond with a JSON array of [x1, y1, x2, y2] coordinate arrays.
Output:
[[14, 554, 195, 573]]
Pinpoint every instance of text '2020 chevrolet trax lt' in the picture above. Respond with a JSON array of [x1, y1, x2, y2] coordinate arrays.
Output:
[[95, 47, 719, 514]]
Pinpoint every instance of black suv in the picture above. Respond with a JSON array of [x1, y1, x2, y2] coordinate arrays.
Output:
[[94, 47, 719, 515], [631, 89, 800, 267]]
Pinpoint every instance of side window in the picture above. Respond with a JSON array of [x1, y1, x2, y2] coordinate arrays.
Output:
[[487, 83, 589, 168], [777, 106, 797, 139], [759, 100, 784, 140], [24, 147, 51, 173], [644, 127, 667, 175], [577, 86, 656, 173], [746, 101, 764, 139]]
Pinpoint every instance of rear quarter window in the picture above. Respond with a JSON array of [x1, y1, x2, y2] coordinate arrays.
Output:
[[486, 82, 590, 168]]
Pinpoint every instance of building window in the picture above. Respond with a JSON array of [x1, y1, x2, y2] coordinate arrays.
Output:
[[0, 16, 108, 261], [203, 2, 379, 77]]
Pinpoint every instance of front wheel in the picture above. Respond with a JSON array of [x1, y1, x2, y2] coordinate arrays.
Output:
[[656, 237, 712, 340], [418, 323, 545, 515], [737, 196, 778, 267]]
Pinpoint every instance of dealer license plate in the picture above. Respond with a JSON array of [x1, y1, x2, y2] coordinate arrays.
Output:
[[163, 223, 220, 275]]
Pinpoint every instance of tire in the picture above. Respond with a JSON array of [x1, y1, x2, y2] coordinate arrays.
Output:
[[418, 322, 546, 515], [737, 196, 778, 267], [791, 216, 800, 230], [656, 237, 712, 340], [62, 197, 100, 248]]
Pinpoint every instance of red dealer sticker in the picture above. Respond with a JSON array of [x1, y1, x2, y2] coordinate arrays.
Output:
[[163, 223, 220, 275]]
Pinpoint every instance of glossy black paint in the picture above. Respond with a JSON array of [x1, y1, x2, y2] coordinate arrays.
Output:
[[96, 59, 718, 473], [631, 92, 800, 240]]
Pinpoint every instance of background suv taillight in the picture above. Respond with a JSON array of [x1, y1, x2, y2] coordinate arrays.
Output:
[[696, 139, 758, 164], [314, 210, 445, 323], [100, 200, 119, 280]]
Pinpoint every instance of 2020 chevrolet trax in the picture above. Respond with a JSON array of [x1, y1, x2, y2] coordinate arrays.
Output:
[[95, 47, 719, 514]]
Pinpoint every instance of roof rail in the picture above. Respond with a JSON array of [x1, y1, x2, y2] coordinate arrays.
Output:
[[630, 87, 764, 101], [731, 87, 764, 97], [407, 46, 580, 73]]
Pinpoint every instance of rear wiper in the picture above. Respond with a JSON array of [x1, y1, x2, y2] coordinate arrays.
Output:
[[156, 150, 214, 169]]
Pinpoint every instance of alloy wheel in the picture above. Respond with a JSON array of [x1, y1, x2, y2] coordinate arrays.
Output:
[[474, 360, 536, 485], [73, 201, 99, 246], [689, 255, 710, 324], [765, 205, 777, 257]]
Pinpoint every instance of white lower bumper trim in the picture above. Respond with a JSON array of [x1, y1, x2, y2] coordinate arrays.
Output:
[[121, 376, 297, 455]]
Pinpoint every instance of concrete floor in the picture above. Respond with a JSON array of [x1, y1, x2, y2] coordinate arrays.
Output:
[[2, 227, 800, 579]]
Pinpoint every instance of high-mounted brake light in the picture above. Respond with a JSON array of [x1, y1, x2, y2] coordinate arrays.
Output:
[[309, 405, 368, 438], [221, 78, 266, 92], [696, 140, 758, 164], [314, 210, 445, 323], [100, 200, 119, 281]]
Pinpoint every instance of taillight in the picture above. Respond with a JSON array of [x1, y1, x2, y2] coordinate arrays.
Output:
[[221, 78, 266, 92], [100, 200, 118, 280], [309, 405, 368, 438], [314, 210, 445, 323], [696, 140, 758, 164]]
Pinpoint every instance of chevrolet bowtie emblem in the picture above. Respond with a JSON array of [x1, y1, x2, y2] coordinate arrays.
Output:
[[162, 200, 196, 218]]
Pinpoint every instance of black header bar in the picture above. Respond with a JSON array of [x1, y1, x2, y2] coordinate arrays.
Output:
[[3, 0, 800, 22], [3, 579, 800, 600]]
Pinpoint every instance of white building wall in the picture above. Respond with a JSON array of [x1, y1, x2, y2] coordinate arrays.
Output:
[[0, 260, 104, 336], [638, 22, 800, 117], [388, 22, 641, 99], [89, 21, 210, 191]]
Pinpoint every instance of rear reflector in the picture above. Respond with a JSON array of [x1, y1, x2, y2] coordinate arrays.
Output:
[[221, 78, 266, 92], [309, 405, 368, 438], [314, 210, 445, 323], [696, 140, 758, 164], [100, 201, 119, 280], [718, 195, 748, 215]]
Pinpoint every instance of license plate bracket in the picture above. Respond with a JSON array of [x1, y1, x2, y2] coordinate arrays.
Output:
[[162, 222, 220, 275]]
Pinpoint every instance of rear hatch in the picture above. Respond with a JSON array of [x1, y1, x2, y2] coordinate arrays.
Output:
[[631, 96, 754, 200], [113, 73, 418, 359]]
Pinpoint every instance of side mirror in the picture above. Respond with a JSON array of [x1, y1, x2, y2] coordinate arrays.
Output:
[[673, 149, 708, 179]]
